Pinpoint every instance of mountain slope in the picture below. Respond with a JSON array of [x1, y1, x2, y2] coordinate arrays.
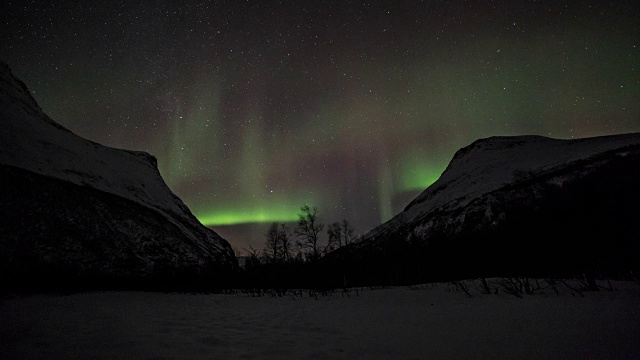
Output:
[[333, 134, 640, 284], [0, 60, 235, 291]]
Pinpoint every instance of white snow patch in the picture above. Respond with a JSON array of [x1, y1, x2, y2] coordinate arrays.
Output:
[[1, 283, 639, 359]]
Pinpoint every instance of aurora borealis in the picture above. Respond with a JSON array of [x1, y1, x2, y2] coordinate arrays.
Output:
[[1, 1, 639, 250]]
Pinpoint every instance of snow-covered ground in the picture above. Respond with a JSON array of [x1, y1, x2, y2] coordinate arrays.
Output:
[[1, 281, 638, 359]]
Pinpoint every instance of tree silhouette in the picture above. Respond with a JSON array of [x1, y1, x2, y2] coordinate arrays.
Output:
[[295, 205, 325, 261], [243, 245, 262, 271], [279, 223, 293, 262], [264, 222, 293, 263], [264, 222, 281, 263], [327, 222, 341, 249], [328, 219, 355, 249], [342, 219, 355, 245]]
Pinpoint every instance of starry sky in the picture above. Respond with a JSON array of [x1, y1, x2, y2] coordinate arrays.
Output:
[[2, 1, 639, 251]]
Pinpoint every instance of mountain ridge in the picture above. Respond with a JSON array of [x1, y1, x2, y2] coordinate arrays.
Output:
[[0, 60, 235, 291], [328, 132, 640, 285], [397, 133, 640, 228]]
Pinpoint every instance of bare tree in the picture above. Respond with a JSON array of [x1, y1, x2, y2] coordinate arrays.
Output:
[[279, 223, 293, 262], [341, 219, 355, 246], [327, 222, 342, 248], [243, 245, 262, 270], [264, 222, 294, 263], [243, 244, 261, 259], [264, 222, 281, 263], [295, 205, 325, 261], [328, 219, 355, 249]]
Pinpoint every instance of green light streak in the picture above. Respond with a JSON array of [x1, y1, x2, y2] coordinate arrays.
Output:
[[378, 158, 394, 222], [401, 167, 442, 190], [160, 73, 224, 186], [400, 156, 446, 191], [193, 189, 318, 226], [196, 206, 300, 226]]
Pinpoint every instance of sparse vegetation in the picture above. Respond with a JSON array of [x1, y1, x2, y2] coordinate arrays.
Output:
[[295, 205, 329, 261], [229, 203, 636, 297], [496, 277, 542, 298]]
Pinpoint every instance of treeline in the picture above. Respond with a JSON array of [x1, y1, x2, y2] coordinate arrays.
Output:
[[231, 189, 640, 293], [249, 205, 355, 263], [234, 205, 358, 290]]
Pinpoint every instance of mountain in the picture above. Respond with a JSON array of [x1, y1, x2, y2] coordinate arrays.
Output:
[[0, 60, 236, 292], [332, 134, 640, 285]]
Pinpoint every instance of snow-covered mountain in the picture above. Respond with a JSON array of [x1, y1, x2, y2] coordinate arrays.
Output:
[[337, 133, 640, 283], [0, 60, 235, 291]]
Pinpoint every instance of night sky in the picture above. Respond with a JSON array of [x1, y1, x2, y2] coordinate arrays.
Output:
[[2, 1, 639, 251]]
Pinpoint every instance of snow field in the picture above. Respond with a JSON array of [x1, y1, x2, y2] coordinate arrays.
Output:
[[1, 281, 638, 359]]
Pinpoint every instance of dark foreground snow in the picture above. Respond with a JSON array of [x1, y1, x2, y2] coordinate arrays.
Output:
[[1, 282, 639, 359]]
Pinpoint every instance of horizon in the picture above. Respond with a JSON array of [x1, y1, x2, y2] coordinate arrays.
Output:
[[2, 1, 639, 250]]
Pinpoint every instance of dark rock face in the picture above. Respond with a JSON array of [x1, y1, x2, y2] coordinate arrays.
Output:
[[333, 134, 640, 284], [0, 61, 236, 292]]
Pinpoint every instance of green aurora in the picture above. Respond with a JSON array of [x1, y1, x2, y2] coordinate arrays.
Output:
[[197, 207, 300, 227], [3, 1, 639, 249]]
